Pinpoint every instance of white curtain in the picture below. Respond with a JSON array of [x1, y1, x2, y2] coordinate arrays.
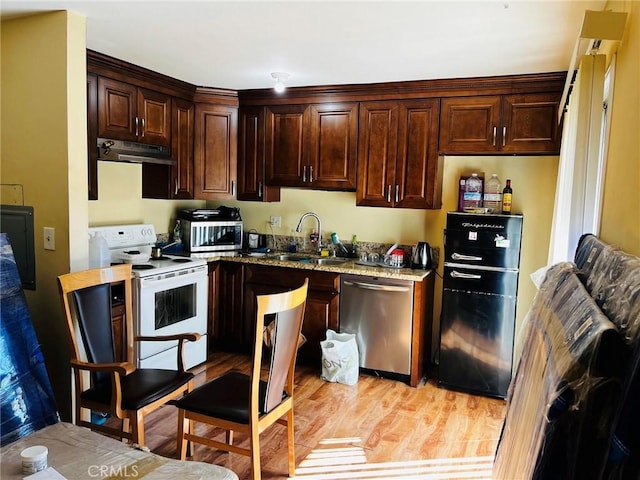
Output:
[[548, 54, 606, 264]]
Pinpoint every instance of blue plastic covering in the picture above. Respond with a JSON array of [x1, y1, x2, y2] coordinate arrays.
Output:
[[0, 233, 58, 446]]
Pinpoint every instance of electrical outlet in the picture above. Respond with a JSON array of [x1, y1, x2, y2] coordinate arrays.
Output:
[[44, 227, 55, 250], [270, 216, 281, 228]]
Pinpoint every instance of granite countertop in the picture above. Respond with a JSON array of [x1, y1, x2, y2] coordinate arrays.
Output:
[[204, 252, 433, 282]]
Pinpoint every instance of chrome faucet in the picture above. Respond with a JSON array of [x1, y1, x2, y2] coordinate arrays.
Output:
[[295, 212, 323, 251]]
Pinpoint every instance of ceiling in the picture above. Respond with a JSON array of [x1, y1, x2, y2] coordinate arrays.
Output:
[[1, 0, 605, 90]]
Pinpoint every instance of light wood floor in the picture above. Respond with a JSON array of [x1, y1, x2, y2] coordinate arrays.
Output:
[[144, 352, 507, 480]]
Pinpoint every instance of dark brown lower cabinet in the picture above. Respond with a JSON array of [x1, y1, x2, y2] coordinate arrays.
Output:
[[209, 262, 245, 352], [244, 265, 339, 366], [110, 299, 128, 363], [212, 263, 339, 366]]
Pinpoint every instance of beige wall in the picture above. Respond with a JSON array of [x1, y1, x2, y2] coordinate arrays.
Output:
[[1, 11, 87, 420], [600, 0, 640, 256], [88, 161, 204, 232]]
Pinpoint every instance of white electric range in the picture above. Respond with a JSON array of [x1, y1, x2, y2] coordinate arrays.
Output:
[[88, 224, 208, 370]]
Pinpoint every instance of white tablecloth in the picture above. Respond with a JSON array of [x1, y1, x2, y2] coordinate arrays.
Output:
[[0, 422, 238, 480]]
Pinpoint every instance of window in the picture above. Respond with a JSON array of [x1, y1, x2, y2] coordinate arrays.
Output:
[[548, 54, 611, 264]]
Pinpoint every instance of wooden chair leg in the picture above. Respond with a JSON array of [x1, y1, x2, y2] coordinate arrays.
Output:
[[122, 417, 130, 443], [250, 426, 261, 480], [177, 409, 189, 460], [187, 418, 194, 457], [287, 409, 295, 477], [131, 411, 145, 446]]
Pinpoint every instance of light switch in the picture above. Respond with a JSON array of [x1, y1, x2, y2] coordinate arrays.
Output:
[[44, 227, 55, 250]]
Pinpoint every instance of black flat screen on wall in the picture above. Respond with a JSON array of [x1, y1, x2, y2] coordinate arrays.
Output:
[[0, 205, 35, 290]]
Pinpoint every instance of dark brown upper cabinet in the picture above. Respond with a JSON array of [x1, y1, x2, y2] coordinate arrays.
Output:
[[194, 102, 238, 200], [141, 98, 195, 199], [87, 73, 98, 200], [439, 92, 561, 155], [171, 98, 195, 199], [264, 102, 358, 190], [237, 106, 280, 202], [97, 77, 171, 147], [357, 99, 442, 209], [306, 103, 358, 190]]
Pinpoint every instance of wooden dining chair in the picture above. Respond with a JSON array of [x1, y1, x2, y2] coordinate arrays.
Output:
[[173, 279, 309, 480], [57, 264, 199, 447]]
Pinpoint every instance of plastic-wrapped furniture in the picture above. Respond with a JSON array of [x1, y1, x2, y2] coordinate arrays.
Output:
[[0, 233, 58, 446], [493, 262, 627, 479], [575, 234, 640, 480], [495, 235, 640, 480]]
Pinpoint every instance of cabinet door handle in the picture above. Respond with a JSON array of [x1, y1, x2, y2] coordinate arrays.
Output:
[[135, 117, 139, 137], [492, 126, 497, 146], [174, 178, 178, 196], [302, 165, 307, 182], [141, 118, 145, 137], [451, 270, 482, 280], [309, 165, 313, 183], [395, 184, 399, 203], [502, 126, 506, 147], [387, 185, 392, 203], [258, 182, 263, 198], [231, 180, 235, 196]]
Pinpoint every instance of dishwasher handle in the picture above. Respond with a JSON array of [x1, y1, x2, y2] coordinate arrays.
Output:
[[343, 279, 410, 293]]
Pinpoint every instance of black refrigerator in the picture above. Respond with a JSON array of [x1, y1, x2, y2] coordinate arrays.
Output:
[[439, 212, 523, 398]]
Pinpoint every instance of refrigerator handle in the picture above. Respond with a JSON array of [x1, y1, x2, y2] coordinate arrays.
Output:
[[450, 270, 482, 280], [452, 252, 483, 262]]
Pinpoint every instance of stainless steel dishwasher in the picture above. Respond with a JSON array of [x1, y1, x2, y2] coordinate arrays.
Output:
[[339, 274, 414, 376]]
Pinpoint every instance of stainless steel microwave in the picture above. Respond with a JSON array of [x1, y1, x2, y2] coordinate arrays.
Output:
[[182, 220, 243, 253]]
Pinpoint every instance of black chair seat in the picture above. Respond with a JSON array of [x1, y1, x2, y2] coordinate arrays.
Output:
[[172, 371, 287, 424], [81, 369, 194, 411]]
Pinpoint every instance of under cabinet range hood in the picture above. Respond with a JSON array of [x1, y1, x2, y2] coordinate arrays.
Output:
[[97, 138, 176, 166]]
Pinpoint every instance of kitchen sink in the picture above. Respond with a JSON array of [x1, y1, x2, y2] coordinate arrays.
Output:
[[267, 253, 348, 266], [270, 253, 312, 262], [310, 258, 348, 266]]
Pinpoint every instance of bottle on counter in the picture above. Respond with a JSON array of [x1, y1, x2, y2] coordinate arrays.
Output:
[[463, 173, 483, 210], [484, 173, 502, 213], [458, 178, 466, 212], [89, 232, 110, 268], [173, 219, 182, 244], [502, 179, 513, 215]]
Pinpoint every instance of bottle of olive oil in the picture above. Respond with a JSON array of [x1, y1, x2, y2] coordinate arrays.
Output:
[[501, 179, 513, 215]]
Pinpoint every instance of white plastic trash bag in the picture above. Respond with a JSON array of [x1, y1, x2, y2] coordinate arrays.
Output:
[[320, 329, 359, 385]]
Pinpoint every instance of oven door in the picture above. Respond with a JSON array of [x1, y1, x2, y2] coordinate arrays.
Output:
[[134, 266, 208, 367]]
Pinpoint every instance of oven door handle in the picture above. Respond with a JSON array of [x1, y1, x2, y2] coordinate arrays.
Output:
[[137, 267, 208, 286], [135, 333, 201, 343]]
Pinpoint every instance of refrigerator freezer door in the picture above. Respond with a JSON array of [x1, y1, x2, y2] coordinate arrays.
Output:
[[439, 266, 518, 398], [444, 213, 523, 269]]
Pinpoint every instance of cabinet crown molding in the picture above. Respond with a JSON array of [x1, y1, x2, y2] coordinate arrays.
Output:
[[87, 49, 196, 100]]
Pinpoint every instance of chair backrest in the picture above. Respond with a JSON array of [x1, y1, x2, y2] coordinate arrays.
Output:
[[58, 264, 135, 384], [254, 279, 308, 414]]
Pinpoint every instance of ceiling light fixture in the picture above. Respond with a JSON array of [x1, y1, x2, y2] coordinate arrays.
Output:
[[271, 72, 290, 93]]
